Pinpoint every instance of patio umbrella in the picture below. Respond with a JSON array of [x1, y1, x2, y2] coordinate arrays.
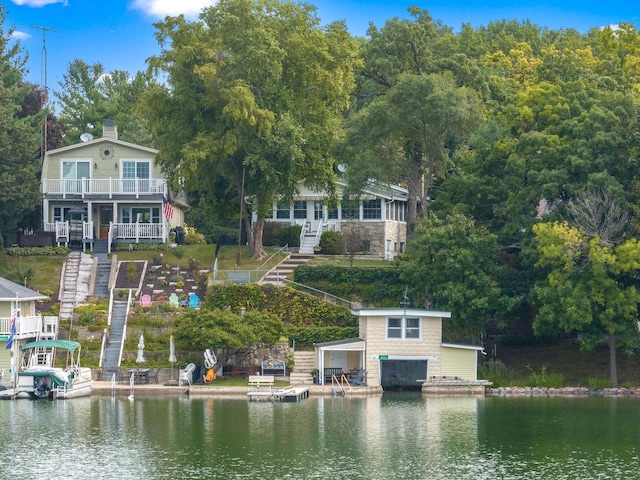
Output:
[[136, 334, 145, 364], [169, 335, 176, 380]]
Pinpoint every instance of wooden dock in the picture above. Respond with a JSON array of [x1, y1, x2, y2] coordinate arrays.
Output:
[[247, 386, 309, 402]]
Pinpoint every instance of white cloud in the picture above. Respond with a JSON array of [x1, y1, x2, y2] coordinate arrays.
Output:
[[10, 30, 31, 40], [11, 0, 68, 6], [131, 0, 217, 18]]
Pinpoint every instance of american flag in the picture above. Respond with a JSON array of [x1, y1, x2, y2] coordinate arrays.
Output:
[[5, 302, 16, 350], [163, 194, 174, 220]]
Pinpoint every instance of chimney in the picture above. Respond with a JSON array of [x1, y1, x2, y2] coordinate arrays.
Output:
[[103, 120, 118, 140]]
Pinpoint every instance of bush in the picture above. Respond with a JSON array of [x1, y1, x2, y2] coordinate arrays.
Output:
[[285, 325, 359, 348], [320, 231, 345, 254], [527, 365, 564, 388], [478, 359, 513, 387], [262, 223, 284, 246], [587, 377, 613, 389], [280, 225, 302, 248], [5, 246, 70, 256]]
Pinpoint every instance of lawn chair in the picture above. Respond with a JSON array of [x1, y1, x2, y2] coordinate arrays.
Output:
[[169, 293, 179, 308], [188, 293, 200, 309], [140, 294, 151, 307], [348, 369, 367, 386], [179, 363, 196, 386]]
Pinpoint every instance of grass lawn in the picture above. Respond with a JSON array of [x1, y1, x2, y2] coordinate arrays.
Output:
[[206, 377, 289, 387], [0, 252, 65, 295]]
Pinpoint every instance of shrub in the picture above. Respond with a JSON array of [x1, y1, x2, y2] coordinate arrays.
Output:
[[152, 253, 164, 265], [127, 262, 137, 280], [526, 365, 564, 388], [478, 359, 514, 387], [320, 231, 345, 254], [5, 246, 70, 256], [280, 225, 302, 248], [184, 224, 207, 245], [587, 377, 613, 389], [188, 257, 200, 270]]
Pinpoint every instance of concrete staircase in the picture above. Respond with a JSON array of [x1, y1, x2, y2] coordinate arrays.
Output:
[[92, 240, 110, 297], [261, 254, 313, 285], [101, 300, 128, 380], [289, 351, 316, 386], [299, 233, 317, 255]]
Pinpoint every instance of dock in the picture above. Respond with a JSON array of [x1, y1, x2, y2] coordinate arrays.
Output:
[[247, 386, 309, 402]]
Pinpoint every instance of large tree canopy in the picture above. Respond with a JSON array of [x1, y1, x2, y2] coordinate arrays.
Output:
[[533, 221, 640, 385], [143, 0, 359, 257], [0, 6, 42, 245]]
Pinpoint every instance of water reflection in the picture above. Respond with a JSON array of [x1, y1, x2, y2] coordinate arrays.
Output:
[[1, 394, 639, 479]]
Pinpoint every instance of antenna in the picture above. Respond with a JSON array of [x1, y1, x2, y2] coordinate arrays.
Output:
[[80, 133, 94, 142], [31, 25, 57, 164]]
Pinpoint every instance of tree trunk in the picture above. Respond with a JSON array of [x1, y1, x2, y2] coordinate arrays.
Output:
[[609, 333, 618, 386], [253, 215, 266, 260], [406, 142, 423, 237]]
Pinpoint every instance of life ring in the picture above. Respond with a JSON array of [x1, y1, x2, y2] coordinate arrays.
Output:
[[204, 349, 217, 370]]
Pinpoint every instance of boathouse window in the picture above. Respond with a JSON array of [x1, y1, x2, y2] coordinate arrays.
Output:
[[387, 317, 421, 339]]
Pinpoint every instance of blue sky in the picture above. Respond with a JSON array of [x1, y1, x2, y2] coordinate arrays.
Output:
[[5, 0, 639, 100]]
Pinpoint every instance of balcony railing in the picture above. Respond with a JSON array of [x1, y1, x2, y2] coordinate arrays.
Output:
[[0, 315, 44, 337], [42, 178, 167, 198]]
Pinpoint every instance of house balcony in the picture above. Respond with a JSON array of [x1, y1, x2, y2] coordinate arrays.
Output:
[[42, 178, 167, 199], [0, 315, 46, 338]]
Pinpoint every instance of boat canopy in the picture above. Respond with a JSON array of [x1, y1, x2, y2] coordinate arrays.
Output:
[[22, 339, 81, 353]]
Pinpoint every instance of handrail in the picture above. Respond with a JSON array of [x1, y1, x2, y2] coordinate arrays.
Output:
[[331, 374, 352, 396], [298, 220, 308, 247], [257, 244, 289, 271], [279, 278, 360, 311]]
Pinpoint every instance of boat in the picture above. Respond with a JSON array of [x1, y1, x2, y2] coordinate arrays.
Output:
[[14, 339, 93, 399]]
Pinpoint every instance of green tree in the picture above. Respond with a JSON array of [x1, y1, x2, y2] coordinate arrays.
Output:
[[0, 6, 42, 244], [532, 221, 640, 385], [402, 211, 510, 340], [143, 0, 359, 258]]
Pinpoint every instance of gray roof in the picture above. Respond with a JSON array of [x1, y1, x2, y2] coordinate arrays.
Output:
[[0, 277, 49, 301]]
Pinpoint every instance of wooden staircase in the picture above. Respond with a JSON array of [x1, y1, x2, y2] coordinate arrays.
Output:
[[289, 351, 316, 386]]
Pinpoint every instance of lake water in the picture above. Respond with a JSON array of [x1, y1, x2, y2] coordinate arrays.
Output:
[[2, 393, 640, 479]]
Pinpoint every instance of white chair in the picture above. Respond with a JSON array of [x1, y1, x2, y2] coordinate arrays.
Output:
[[179, 363, 195, 386]]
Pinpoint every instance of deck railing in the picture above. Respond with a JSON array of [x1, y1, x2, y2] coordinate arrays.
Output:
[[0, 315, 43, 337], [42, 178, 167, 198]]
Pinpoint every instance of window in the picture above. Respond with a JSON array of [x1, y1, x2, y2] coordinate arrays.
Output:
[[276, 203, 290, 219], [122, 161, 151, 192], [328, 206, 338, 220], [62, 161, 90, 193], [362, 199, 382, 219], [386, 317, 421, 339], [293, 201, 307, 219], [122, 207, 160, 223], [314, 201, 323, 220], [341, 200, 359, 220]]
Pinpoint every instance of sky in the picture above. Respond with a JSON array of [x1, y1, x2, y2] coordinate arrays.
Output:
[[4, 0, 640, 100]]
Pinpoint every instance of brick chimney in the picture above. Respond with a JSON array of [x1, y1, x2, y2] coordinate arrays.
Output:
[[103, 120, 118, 140]]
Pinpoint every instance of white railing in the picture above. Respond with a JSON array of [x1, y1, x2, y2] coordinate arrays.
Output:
[[44, 221, 70, 242], [112, 223, 167, 241], [0, 315, 43, 337], [83, 221, 94, 240], [42, 178, 167, 198]]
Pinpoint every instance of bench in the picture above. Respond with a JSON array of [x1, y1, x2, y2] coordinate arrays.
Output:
[[324, 367, 343, 384], [248, 375, 274, 391], [261, 359, 286, 376]]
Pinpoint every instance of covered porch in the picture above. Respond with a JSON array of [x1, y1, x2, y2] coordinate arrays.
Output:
[[314, 338, 366, 386]]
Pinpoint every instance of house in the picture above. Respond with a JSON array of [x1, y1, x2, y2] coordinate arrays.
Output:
[[256, 179, 408, 259], [314, 308, 486, 392], [41, 121, 187, 252], [0, 277, 55, 383]]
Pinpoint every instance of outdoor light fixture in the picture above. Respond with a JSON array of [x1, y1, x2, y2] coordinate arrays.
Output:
[[114, 163, 118, 169], [94, 162, 98, 169]]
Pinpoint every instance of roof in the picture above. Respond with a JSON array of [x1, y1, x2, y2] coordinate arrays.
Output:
[[335, 179, 409, 201], [352, 308, 451, 318], [441, 343, 485, 351], [315, 337, 365, 348], [45, 136, 158, 156], [0, 277, 49, 302], [22, 339, 81, 353]]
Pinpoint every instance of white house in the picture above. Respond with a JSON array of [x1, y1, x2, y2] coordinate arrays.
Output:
[[41, 121, 187, 251], [256, 179, 409, 259]]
